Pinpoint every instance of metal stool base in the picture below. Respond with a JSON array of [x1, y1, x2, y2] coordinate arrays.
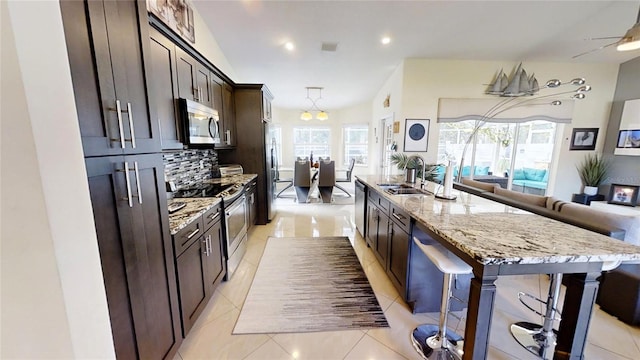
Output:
[[510, 321, 557, 359], [411, 324, 464, 360]]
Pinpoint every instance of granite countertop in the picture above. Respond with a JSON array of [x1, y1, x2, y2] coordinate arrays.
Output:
[[167, 174, 257, 235], [357, 175, 640, 266]]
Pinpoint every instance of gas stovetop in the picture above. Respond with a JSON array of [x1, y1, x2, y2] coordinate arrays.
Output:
[[172, 183, 244, 202]]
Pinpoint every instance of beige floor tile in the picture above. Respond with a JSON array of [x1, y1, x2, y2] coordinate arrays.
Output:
[[243, 339, 295, 360], [586, 342, 636, 360], [344, 334, 408, 360], [367, 301, 438, 360], [587, 306, 640, 359], [362, 256, 400, 302], [189, 289, 236, 331], [175, 199, 639, 360], [271, 330, 366, 360], [178, 309, 269, 360], [217, 258, 257, 308]]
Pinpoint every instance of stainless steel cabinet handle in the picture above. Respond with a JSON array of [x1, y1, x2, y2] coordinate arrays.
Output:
[[206, 235, 212, 256], [202, 238, 208, 255], [392, 213, 405, 221], [116, 100, 126, 148], [123, 162, 133, 207], [186, 228, 200, 240], [226, 130, 231, 145], [127, 102, 136, 148], [133, 161, 142, 204], [207, 210, 221, 221]]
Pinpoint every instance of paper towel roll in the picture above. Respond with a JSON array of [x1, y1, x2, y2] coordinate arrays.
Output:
[[443, 164, 453, 197]]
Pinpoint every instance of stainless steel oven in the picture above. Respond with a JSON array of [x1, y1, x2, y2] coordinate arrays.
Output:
[[224, 193, 248, 278]]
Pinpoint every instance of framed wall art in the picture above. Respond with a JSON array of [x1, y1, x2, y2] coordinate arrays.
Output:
[[404, 119, 430, 152], [569, 127, 598, 151], [615, 99, 640, 156], [147, 0, 196, 43], [608, 184, 639, 207]]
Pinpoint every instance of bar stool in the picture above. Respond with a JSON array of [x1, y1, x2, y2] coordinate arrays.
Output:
[[411, 237, 472, 360], [510, 260, 621, 358]]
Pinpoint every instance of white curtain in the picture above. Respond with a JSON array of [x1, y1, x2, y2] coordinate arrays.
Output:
[[437, 98, 574, 124]]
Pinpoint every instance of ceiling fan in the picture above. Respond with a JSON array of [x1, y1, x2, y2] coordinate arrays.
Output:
[[572, 3, 640, 58]]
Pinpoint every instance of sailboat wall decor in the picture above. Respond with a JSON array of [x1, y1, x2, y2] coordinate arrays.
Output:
[[486, 63, 540, 97]]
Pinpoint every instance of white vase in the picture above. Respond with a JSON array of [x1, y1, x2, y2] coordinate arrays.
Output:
[[584, 186, 598, 196]]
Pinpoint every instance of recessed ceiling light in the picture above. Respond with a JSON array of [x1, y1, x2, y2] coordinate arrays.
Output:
[[381, 36, 391, 45], [284, 42, 295, 51]]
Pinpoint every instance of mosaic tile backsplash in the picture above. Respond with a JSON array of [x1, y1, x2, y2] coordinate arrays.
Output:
[[163, 149, 218, 189]]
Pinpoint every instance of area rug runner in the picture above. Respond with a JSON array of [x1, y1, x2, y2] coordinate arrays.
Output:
[[233, 236, 388, 334]]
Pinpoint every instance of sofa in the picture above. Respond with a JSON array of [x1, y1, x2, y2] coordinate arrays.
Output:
[[456, 178, 640, 325], [507, 167, 549, 195]]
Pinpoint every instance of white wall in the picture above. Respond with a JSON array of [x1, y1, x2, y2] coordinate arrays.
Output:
[[272, 100, 372, 177], [191, 8, 238, 81], [1, 1, 114, 358], [389, 59, 619, 200], [371, 62, 405, 175]]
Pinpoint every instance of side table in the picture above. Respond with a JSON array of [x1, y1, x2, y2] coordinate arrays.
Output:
[[571, 193, 604, 205]]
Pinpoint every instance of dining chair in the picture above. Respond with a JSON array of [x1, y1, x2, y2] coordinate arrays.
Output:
[[275, 163, 294, 198], [318, 159, 335, 203], [334, 158, 355, 197], [293, 157, 311, 203]]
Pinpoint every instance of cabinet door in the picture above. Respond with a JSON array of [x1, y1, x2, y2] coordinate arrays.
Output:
[[220, 82, 236, 148], [377, 212, 390, 268], [149, 28, 182, 150], [176, 236, 208, 336], [85, 154, 181, 359], [366, 203, 379, 251], [62, 0, 160, 156], [195, 66, 212, 107], [210, 73, 223, 113], [388, 222, 409, 295], [176, 48, 197, 102], [203, 221, 225, 296]]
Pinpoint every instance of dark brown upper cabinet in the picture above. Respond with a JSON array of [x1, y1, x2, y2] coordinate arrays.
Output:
[[175, 47, 212, 108], [148, 27, 183, 150], [62, 0, 160, 157]]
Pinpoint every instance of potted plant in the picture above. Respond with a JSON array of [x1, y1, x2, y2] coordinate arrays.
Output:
[[576, 153, 610, 195], [390, 153, 441, 182]]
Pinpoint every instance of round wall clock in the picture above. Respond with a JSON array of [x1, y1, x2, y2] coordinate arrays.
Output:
[[404, 119, 430, 152]]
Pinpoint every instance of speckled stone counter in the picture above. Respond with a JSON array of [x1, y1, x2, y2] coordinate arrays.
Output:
[[168, 174, 257, 235], [168, 197, 221, 235], [357, 174, 640, 359], [357, 175, 640, 265]]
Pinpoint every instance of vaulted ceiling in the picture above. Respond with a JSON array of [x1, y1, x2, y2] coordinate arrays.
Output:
[[194, 1, 640, 111]]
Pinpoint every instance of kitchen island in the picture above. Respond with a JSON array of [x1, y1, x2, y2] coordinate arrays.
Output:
[[356, 175, 640, 360]]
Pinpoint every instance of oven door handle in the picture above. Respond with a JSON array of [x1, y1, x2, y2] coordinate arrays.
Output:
[[225, 195, 246, 216]]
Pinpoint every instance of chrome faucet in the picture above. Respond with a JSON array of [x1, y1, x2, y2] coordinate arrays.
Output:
[[403, 155, 426, 189]]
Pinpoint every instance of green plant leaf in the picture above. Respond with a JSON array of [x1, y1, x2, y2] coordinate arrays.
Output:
[[576, 154, 610, 187]]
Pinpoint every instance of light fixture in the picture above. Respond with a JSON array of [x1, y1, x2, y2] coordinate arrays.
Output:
[[381, 36, 391, 45], [300, 87, 329, 121], [284, 41, 295, 51], [617, 21, 640, 51], [454, 65, 592, 182]]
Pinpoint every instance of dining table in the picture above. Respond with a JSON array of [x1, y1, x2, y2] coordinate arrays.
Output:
[[356, 175, 640, 360]]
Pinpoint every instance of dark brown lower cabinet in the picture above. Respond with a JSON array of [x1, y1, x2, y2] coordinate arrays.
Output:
[[174, 204, 225, 336], [85, 153, 181, 359]]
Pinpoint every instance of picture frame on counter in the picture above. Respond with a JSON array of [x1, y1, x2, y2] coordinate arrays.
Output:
[[403, 119, 430, 152], [608, 184, 639, 207], [569, 127, 598, 151]]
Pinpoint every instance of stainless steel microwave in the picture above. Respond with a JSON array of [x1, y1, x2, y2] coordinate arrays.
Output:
[[179, 98, 220, 147]]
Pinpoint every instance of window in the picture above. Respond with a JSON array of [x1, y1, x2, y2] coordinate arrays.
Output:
[[437, 119, 557, 195], [293, 127, 331, 160], [343, 125, 368, 166]]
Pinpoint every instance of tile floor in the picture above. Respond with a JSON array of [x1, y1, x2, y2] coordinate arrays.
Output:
[[174, 193, 640, 360]]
